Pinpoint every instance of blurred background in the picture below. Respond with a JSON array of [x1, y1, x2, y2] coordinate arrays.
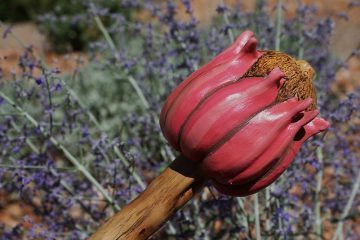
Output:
[[0, 0, 359, 239], [0, 0, 359, 95]]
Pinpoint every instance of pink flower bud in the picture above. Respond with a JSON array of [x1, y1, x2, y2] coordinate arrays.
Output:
[[160, 31, 329, 196], [160, 31, 262, 151]]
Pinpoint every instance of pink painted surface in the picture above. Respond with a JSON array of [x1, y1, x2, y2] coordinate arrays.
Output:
[[227, 109, 320, 185], [213, 117, 329, 196], [180, 68, 284, 160], [160, 31, 262, 150], [202, 98, 314, 183], [160, 31, 329, 196]]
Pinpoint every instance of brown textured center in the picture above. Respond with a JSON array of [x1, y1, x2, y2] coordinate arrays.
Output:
[[244, 50, 317, 111]]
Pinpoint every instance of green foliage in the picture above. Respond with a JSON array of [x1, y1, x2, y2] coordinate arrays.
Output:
[[0, 0, 136, 53], [0, 0, 53, 22]]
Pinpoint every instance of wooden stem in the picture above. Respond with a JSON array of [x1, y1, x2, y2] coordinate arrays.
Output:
[[89, 155, 206, 240]]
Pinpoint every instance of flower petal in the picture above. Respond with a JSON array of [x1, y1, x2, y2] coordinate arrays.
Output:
[[160, 31, 257, 129], [202, 98, 313, 183], [180, 68, 285, 161], [213, 117, 329, 196], [160, 31, 262, 150], [228, 110, 320, 185]]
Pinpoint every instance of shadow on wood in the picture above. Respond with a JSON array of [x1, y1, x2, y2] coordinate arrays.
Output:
[[89, 155, 206, 240]]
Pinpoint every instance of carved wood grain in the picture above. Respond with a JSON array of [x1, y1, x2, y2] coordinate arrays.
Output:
[[89, 155, 205, 240]]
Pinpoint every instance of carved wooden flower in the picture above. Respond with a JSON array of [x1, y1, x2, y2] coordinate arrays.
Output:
[[160, 31, 329, 196]]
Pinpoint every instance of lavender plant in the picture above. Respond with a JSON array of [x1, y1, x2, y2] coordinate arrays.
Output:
[[0, 1, 359, 239]]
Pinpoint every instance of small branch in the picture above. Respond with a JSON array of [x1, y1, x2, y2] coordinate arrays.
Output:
[[220, 0, 234, 43], [297, 29, 304, 60], [332, 169, 360, 240], [93, 15, 117, 52], [0, 164, 76, 171], [235, 197, 250, 233], [254, 193, 262, 240], [92, 12, 151, 111], [43, 70, 54, 135], [113, 146, 147, 190], [275, 0, 283, 51], [128, 76, 150, 110], [265, 188, 271, 237], [60, 78, 103, 130], [315, 148, 324, 239]]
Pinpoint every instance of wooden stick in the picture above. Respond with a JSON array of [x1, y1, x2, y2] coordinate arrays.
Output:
[[89, 155, 206, 240]]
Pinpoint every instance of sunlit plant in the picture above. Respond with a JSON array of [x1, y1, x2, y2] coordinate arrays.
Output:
[[0, 1, 359, 239]]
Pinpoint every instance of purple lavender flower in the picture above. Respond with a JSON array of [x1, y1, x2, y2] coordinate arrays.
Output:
[[0, 1, 359, 239]]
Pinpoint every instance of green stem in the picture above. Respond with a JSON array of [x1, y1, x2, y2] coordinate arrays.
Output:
[[93, 13, 151, 111], [267, 4, 284, 235], [235, 198, 249, 232], [254, 193, 262, 240], [128, 76, 150, 109], [0, 164, 76, 171], [113, 146, 146, 190], [61, 78, 102, 130], [265, 188, 271, 238], [298, 31, 304, 60], [220, 0, 234, 43], [93, 14, 176, 164], [194, 196, 209, 240], [332, 170, 360, 240], [94, 15, 117, 52], [296, 0, 304, 59], [315, 148, 323, 239], [8, 119, 40, 155], [276, 199, 283, 234], [275, 0, 283, 51], [43, 70, 54, 134]]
